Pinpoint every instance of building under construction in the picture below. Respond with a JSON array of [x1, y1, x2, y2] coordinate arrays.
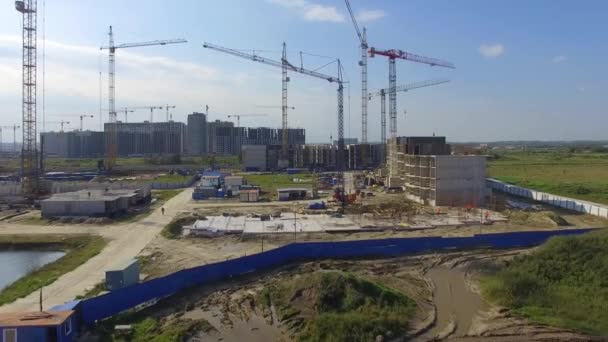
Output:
[[41, 131, 105, 158], [207, 119, 305, 156], [105, 121, 186, 156], [386, 136, 487, 207]]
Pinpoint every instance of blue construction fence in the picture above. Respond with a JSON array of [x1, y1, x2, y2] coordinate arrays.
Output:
[[79, 228, 594, 324]]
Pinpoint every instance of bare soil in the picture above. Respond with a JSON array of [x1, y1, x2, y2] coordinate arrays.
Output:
[[129, 248, 600, 341]]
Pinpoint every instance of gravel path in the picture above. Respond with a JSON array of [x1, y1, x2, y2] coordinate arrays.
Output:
[[0, 188, 192, 313]]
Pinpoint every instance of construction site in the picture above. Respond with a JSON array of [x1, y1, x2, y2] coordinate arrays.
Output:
[[0, 1, 606, 342]]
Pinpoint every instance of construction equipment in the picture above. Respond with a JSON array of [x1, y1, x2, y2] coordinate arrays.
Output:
[[121, 106, 163, 122], [46, 121, 71, 132], [369, 47, 454, 138], [50, 115, 94, 131], [227, 114, 268, 128], [119, 108, 135, 123], [15, 0, 39, 195], [0, 125, 21, 153], [256, 105, 295, 110], [202, 41, 344, 172], [344, 0, 368, 144], [159, 104, 176, 121], [100, 26, 186, 171], [368, 79, 450, 141]]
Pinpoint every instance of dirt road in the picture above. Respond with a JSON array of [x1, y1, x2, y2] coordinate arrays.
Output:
[[0, 188, 191, 313]]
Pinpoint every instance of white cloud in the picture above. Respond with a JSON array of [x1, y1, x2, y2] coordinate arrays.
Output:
[[356, 9, 386, 23], [478, 43, 505, 58], [552, 55, 567, 63], [267, 0, 344, 23]]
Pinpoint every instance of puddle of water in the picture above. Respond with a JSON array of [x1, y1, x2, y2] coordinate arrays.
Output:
[[423, 267, 487, 339]]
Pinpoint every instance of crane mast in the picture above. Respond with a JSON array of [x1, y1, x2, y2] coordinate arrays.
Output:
[[369, 47, 454, 138], [344, 0, 368, 143], [369, 79, 450, 141], [202, 42, 344, 171], [100, 27, 186, 171], [15, 0, 39, 195]]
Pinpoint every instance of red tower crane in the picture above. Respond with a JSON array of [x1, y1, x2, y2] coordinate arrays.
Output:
[[368, 79, 450, 141], [100, 26, 186, 171], [369, 47, 454, 139]]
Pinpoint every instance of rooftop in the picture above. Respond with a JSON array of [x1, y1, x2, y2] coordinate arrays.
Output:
[[43, 189, 140, 202], [0, 310, 73, 328]]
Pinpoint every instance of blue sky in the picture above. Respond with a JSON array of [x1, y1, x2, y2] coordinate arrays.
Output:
[[0, 0, 606, 143]]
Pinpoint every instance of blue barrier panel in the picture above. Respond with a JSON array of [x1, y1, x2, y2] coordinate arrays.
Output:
[[80, 228, 596, 324]]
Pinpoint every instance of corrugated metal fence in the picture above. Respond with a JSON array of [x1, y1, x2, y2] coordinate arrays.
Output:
[[79, 228, 593, 324], [487, 178, 608, 218]]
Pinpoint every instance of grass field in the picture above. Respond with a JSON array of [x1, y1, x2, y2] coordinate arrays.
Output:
[[480, 230, 608, 335], [488, 151, 608, 204], [0, 234, 107, 306], [243, 173, 313, 200], [0, 155, 240, 172]]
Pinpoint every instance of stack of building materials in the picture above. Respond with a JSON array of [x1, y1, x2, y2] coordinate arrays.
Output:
[[105, 259, 140, 291], [240, 189, 259, 202]]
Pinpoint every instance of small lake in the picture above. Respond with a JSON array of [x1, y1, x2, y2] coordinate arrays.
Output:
[[0, 251, 66, 290]]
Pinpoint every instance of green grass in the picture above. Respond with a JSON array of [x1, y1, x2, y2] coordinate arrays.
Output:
[[480, 229, 608, 335], [0, 234, 107, 305], [75, 282, 106, 300], [244, 173, 313, 200], [488, 151, 608, 204], [259, 271, 416, 341], [94, 316, 215, 342]]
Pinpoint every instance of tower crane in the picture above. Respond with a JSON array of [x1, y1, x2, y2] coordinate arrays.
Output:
[[344, 0, 368, 144], [15, 0, 38, 195], [227, 114, 268, 128], [159, 104, 177, 121], [202, 41, 345, 172], [46, 121, 71, 132], [256, 105, 295, 110], [119, 108, 135, 123], [369, 47, 454, 138], [368, 79, 450, 141], [99, 26, 186, 171], [0, 125, 21, 153], [50, 115, 94, 131], [121, 106, 163, 122]]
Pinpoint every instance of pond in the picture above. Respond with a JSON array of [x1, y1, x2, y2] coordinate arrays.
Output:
[[0, 250, 66, 290]]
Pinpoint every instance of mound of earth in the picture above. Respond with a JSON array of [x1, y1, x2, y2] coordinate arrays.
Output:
[[507, 210, 569, 227], [259, 271, 416, 341]]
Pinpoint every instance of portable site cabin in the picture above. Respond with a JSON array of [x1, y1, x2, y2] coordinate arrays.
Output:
[[277, 188, 309, 201], [105, 259, 140, 291], [0, 311, 76, 342]]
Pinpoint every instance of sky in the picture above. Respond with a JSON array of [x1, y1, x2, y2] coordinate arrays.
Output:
[[0, 0, 606, 143]]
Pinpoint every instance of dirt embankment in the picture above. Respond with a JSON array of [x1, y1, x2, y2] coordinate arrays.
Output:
[[113, 249, 601, 341]]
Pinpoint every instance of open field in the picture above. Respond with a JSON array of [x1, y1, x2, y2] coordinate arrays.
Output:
[[243, 173, 314, 200], [488, 151, 608, 204], [480, 229, 608, 336], [0, 234, 107, 306], [0, 155, 240, 173]]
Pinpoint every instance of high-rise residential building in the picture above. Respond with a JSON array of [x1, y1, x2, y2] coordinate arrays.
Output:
[[41, 131, 105, 158], [104, 121, 186, 156], [186, 112, 208, 155]]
